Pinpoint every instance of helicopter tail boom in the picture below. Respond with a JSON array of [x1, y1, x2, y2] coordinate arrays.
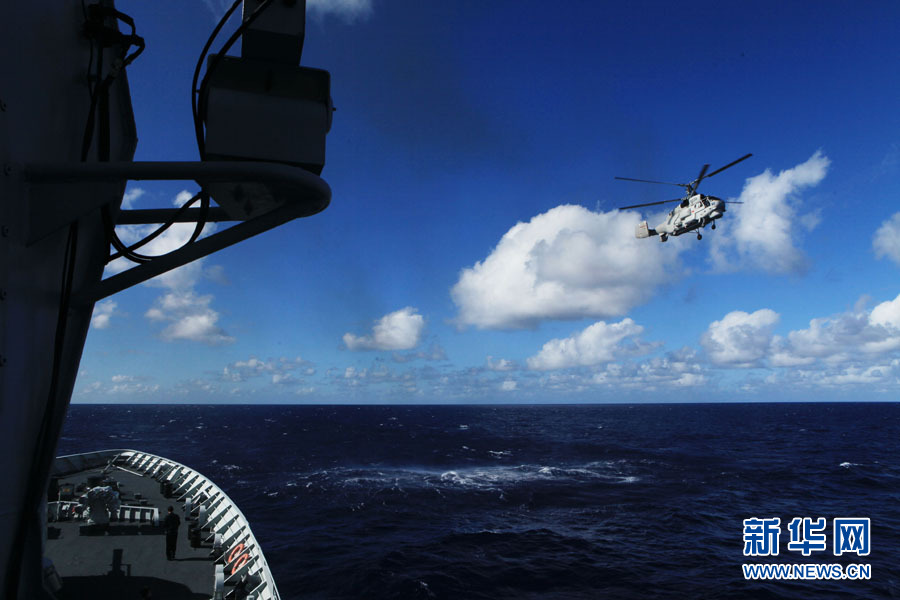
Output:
[[635, 221, 658, 239]]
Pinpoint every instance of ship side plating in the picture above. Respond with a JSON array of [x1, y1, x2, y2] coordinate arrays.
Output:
[[1, 4, 136, 598]]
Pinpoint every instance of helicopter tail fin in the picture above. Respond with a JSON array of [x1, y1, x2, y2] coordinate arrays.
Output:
[[635, 221, 657, 239]]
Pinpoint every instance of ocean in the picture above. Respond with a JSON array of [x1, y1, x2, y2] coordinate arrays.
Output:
[[57, 403, 900, 599]]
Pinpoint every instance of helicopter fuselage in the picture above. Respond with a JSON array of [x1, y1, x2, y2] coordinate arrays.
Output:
[[618, 153, 751, 243], [636, 194, 725, 241]]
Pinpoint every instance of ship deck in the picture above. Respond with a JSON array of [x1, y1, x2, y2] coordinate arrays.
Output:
[[45, 465, 214, 599]]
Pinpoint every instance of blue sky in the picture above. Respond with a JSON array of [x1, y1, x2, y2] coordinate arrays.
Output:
[[74, 0, 900, 404]]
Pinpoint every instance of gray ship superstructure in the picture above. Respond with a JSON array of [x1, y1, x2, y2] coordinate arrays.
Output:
[[1, 2, 332, 598]]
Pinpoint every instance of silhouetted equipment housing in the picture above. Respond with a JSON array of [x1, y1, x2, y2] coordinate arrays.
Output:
[[203, 56, 332, 175], [202, 0, 332, 219], [241, 0, 306, 64]]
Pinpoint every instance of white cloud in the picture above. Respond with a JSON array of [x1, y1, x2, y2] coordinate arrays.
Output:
[[344, 366, 367, 379], [701, 309, 779, 367], [709, 151, 829, 274], [873, 213, 900, 266], [105, 190, 218, 290], [343, 307, 425, 351], [121, 187, 145, 210], [146, 290, 234, 345], [486, 356, 516, 371], [763, 361, 900, 390], [272, 373, 296, 385], [106, 190, 233, 345], [700, 294, 900, 380], [107, 374, 159, 395], [500, 380, 517, 391], [452, 205, 685, 329], [91, 300, 117, 330], [307, 0, 373, 21], [772, 294, 900, 364], [223, 357, 270, 382], [526, 318, 655, 371], [525, 347, 709, 393], [223, 356, 312, 382], [817, 364, 897, 386], [589, 348, 708, 389]]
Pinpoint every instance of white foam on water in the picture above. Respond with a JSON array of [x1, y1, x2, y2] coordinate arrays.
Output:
[[294, 460, 643, 496]]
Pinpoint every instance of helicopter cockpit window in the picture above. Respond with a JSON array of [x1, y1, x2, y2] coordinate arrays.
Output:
[[680, 199, 689, 208], [701, 198, 710, 207]]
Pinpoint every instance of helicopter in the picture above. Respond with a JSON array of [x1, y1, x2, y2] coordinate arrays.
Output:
[[616, 153, 752, 241]]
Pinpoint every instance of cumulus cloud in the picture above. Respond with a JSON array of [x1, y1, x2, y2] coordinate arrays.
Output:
[[343, 307, 425, 351], [223, 356, 312, 383], [107, 190, 233, 345], [106, 191, 217, 287], [590, 348, 708, 389], [764, 361, 900, 390], [526, 318, 656, 371], [452, 205, 685, 329], [873, 213, 900, 266], [701, 294, 900, 376], [773, 294, 900, 365], [146, 290, 234, 345], [520, 347, 709, 394], [91, 300, 117, 330], [701, 309, 780, 367], [709, 151, 829, 274], [121, 187, 145, 210]]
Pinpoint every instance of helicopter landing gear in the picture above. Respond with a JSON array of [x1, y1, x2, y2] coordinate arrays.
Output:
[[660, 234, 668, 242], [697, 232, 702, 240], [711, 222, 716, 230]]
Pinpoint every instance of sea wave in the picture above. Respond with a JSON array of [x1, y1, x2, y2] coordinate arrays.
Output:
[[287, 461, 641, 497]]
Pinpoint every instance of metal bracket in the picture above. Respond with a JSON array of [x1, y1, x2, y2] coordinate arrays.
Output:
[[24, 160, 330, 303]]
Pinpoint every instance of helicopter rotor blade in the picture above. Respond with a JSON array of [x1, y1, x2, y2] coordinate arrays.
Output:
[[688, 163, 710, 195], [618, 198, 683, 210], [614, 176, 689, 188], [705, 153, 753, 179]]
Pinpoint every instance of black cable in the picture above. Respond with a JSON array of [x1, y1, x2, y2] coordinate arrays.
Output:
[[107, 191, 210, 263], [193, 0, 275, 159], [78, 4, 211, 267], [192, 0, 243, 159], [80, 5, 145, 162]]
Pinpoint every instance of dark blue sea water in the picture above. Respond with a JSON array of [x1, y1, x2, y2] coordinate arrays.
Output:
[[57, 403, 900, 599]]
